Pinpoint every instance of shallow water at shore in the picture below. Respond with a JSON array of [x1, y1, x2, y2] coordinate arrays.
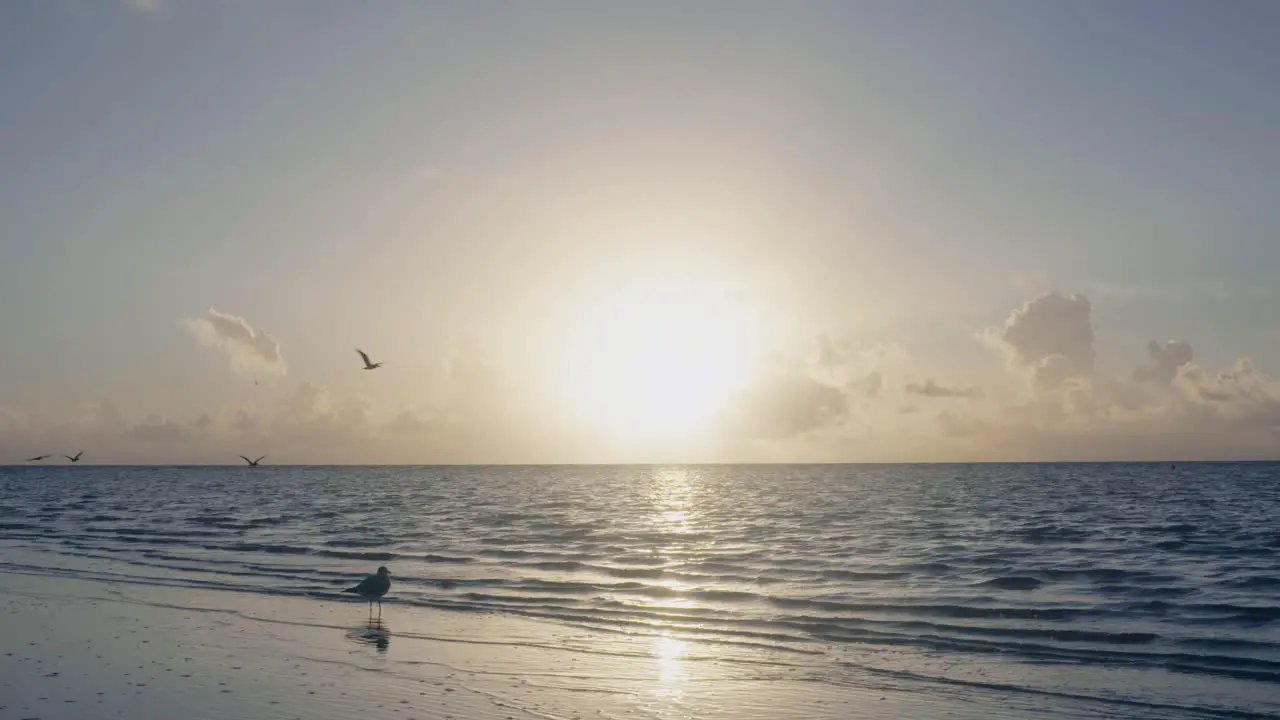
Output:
[[2, 462, 1278, 717]]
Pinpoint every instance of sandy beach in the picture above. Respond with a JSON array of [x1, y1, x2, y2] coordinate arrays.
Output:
[[0, 550, 1139, 720]]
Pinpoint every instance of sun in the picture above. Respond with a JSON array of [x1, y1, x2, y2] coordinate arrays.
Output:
[[561, 280, 762, 443]]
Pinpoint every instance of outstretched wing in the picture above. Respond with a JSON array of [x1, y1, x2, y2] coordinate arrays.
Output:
[[239, 455, 252, 465], [254, 455, 266, 464], [356, 349, 372, 366]]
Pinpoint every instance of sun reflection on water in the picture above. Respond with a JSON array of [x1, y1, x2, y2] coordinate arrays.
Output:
[[648, 468, 702, 598], [661, 508, 690, 525], [651, 468, 698, 535], [647, 469, 700, 701], [655, 634, 689, 685]]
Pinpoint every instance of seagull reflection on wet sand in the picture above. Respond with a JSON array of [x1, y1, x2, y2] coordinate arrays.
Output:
[[346, 618, 391, 651]]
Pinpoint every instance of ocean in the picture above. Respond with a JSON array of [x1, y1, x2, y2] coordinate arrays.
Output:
[[1, 463, 1278, 718]]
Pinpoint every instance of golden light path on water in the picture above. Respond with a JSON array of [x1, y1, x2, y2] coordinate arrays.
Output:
[[648, 468, 700, 705], [655, 633, 691, 697]]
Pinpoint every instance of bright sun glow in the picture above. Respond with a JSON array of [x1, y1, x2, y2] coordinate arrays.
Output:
[[563, 280, 762, 443]]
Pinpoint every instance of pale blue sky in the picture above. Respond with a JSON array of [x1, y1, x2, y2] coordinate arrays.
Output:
[[2, 1, 1279, 461]]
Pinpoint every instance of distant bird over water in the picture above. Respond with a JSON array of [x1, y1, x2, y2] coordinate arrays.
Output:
[[239, 455, 266, 467], [356, 348, 384, 370], [24, 454, 51, 462], [344, 566, 391, 614], [65, 451, 83, 463]]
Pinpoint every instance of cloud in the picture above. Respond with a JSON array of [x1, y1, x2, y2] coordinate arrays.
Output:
[[12, 288, 1280, 463], [0, 335, 563, 464], [0, 382, 423, 465], [982, 291, 1095, 391], [124, 0, 163, 11], [948, 290, 1280, 460], [1030, 354, 1079, 395], [440, 333, 513, 422], [815, 333, 847, 369], [724, 370, 848, 439], [852, 341, 910, 370], [1134, 340, 1194, 386], [132, 414, 192, 444], [184, 308, 287, 376], [1175, 358, 1275, 405], [849, 371, 883, 398], [803, 337, 907, 402], [936, 410, 987, 438], [717, 335, 919, 441], [905, 379, 981, 399], [383, 410, 431, 435]]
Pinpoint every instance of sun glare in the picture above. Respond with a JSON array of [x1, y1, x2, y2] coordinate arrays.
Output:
[[563, 280, 761, 443]]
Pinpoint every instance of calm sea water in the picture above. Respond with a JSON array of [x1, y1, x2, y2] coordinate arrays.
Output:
[[2, 463, 1278, 718]]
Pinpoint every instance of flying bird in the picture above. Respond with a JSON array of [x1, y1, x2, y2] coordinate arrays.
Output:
[[356, 349, 384, 370], [344, 566, 391, 614], [239, 455, 266, 467], [65, 451, 84, 463], [25, 454, 51, 462]]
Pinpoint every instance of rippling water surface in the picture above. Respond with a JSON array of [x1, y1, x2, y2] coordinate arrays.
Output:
[[2, 463, 1278, 717]]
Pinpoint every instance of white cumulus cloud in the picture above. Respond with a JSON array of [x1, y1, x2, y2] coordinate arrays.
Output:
[[983, 291, 1096, 389], [183, 308, 287, 377]]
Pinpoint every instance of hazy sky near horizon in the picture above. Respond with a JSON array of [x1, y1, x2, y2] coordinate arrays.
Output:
[[3, 1, 1280, 463]]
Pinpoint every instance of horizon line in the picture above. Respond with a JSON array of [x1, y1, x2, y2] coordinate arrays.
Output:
[[2, 459, 1278, 469]]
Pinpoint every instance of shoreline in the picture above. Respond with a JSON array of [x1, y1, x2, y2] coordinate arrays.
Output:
[[0, 565, 1141, 720]]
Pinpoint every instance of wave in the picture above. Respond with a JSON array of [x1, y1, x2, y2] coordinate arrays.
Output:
[[819, 569, 910, 581], [226, 542, 311, 555], [1222, 575, 1280, 589], [848, 664, 1280, 720], [316, 550, 399, 561], [421, 554, 474, 564], [1039, 567, 1171, 582], [322, 538, 391, 548], [4, 462, 1280, 718], [0, 522, 39, 531], [977, 575, 1043, 590]]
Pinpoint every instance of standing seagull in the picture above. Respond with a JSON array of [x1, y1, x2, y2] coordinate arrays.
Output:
[[65, 451, 84, 463], [239, 455, 266, 467], [356, 349, 384, 370], [25, 454, 51, 462], [344, 566, 391, 614]]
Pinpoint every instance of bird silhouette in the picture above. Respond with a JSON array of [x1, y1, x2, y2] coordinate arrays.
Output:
[[65, 451, 84, 463], [356, 349, 384, 370], [24, 454, 51, 462], [344, 566, 391, 615], [239, 455, 266, 467]]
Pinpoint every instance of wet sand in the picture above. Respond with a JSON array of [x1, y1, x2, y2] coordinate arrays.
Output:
[[0, 567, 1129, 719]]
